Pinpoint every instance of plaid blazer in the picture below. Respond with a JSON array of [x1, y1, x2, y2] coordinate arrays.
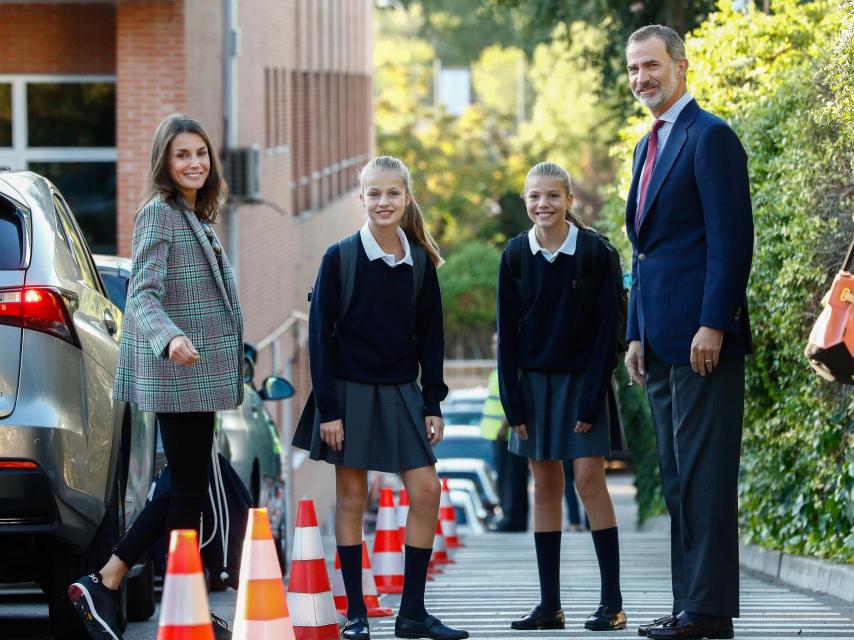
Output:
[[114, 199, 245, 412]]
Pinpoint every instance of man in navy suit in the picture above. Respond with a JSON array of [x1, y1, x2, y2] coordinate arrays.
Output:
[[623, 25, 754, 640]]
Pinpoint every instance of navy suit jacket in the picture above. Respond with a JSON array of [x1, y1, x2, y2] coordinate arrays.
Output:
[[625, 99, 754, 364]]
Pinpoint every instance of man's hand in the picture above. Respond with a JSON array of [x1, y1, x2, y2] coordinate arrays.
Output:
[[168, 335, 199, 367], [320, 419, 344, 451], [512, 424, 528, 440], [690, 326, 724, 376], [625, 340, 646, 387], [426, 416, 444, 444]]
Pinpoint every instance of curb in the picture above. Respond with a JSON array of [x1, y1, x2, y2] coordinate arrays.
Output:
[[739, 541, 854, 604]]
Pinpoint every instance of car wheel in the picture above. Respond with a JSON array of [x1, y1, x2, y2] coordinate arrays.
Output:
[[47, 470, 127, 639], [126, 555, 156, 621]]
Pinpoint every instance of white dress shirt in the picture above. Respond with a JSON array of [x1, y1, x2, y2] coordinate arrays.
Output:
[[528, 221, 579, 263], [359, 222, 413, 267]]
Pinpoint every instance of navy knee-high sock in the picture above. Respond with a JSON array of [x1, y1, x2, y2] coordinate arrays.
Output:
[[591, 527, 623, 611], [399, 545, 432, 623], [534, 531, 562, 611], [338, 544, 367, 618]]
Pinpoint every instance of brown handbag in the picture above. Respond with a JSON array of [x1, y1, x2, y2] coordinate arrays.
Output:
[[805, 237, 854, 384]]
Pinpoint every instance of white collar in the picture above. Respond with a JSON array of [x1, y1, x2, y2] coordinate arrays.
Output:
[[528, 222, 578, 263], [359, 222, 413, 267], [657, 92, 693, 125]]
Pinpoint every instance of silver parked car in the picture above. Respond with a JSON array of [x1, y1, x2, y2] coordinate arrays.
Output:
[[0, 171, 157, 638], [94, 255, 294, 586]]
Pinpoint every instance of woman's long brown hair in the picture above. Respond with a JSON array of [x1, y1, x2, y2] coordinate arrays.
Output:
[[359, 156, 444, 267], [138, 113, 228, 223]]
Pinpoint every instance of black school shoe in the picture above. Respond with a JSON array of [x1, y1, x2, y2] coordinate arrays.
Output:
[[343, 616, 370, 640], [395, 614, 469, 639], [510, 604, 566, 630], [584, 604, 628, 631], [67, 573, 123, 640]]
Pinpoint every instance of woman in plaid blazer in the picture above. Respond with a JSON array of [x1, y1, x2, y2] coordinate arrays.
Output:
[[69, 114, 241, 640]]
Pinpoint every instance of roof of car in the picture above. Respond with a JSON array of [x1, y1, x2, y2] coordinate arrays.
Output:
[[93, 254, 132, 272], [446, 386, 488, 401], [436, 458, 489, 471], [442, 425, 484, 438]]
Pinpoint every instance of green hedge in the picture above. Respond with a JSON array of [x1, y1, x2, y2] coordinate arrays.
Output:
[[605, 0, 854, 558]]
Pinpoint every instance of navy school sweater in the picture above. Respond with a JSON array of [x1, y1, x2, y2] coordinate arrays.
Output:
[[496, 239, 618, 427], [309, 240, 448, 423]]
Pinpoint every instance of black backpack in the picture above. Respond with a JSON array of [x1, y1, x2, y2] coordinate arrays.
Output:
[[508, 227, 629, 371], [307, 232, 427, 320]]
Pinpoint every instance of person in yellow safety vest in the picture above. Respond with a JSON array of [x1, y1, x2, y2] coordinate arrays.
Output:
[[482, 333, 529, 532]]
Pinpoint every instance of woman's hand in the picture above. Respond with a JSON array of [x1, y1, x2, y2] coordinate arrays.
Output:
[[512, 424, 528, 440], [320, 419, 344, 451], [425, 416, 444, 444], [168, 335, 199, 367], [575, 420, 592, 433]]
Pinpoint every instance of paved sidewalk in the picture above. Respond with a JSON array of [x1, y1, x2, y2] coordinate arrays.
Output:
[[4, 474, 853, 638]]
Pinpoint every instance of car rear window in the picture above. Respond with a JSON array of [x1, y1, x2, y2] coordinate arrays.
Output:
[[0, 197, 26, 269]]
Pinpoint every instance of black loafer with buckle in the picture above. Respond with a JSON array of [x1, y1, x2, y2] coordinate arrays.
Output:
[[584, 605, 628, 631], [343, 616, 370, 640], [510, 605, 566, 630], [395, 614, 469, 639]]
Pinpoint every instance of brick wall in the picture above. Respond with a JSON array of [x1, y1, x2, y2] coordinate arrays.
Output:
[[115, 0, 188, 253], [0, 3, 115, 74]]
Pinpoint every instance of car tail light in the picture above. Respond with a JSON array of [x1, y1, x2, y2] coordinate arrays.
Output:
[[0, 287, 80, 347], [0, 460, 38, 469]]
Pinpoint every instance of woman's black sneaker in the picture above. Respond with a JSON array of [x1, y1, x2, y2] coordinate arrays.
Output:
[[210, 611, 232, 640], [68, 573, 123, 640]]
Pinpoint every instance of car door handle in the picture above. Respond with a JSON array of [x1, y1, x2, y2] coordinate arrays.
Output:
[[103, 309, 118, 335]]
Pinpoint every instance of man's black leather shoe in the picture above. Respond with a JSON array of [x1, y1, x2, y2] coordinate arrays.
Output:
[[510, 605, 565, 630], [646, 612, 733, 639], [638, 614, 677, 636], [343, 616, 370, 640], [584, 605, 627, 631], [395, 614, 469, 639]]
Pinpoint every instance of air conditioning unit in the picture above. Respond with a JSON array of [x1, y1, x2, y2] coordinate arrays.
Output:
[[224, 146, 260, 202]]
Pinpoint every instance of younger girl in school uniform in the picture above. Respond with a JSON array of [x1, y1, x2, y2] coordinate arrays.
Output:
[[498, 162, 627, 632], [293, 156, 469, 640]]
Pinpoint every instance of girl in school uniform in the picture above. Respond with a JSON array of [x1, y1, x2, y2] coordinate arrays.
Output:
[[498, 162, 627, 632], [293, 156, 469, 640]]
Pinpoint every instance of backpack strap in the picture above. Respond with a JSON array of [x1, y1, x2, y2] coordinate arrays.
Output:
[[508, 232, 528, 306], [575, 228, 601, 305], [412, 242, 427, 299], [337, 232, 360, 324]]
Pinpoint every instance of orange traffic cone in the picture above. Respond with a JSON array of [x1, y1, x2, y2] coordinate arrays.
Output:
[[233, 508, 295, 640], [332, 541, 394, 617], [287, 500, 339, 640], [372, 487, 404, 594], [396, 488, 409, 541], [157, 530, 214, 640], [440, 478, 462, 548], [431, 518, 451, 566]]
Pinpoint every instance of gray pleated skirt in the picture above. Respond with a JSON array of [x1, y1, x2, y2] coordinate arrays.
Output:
[[509, 370, 612, 461], [298, 379, 437, 473]]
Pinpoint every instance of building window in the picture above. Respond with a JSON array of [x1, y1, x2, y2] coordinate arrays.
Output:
[[27, 83, 115, 147], [0, 76, 117, 253], [29, 162, 117, 255]]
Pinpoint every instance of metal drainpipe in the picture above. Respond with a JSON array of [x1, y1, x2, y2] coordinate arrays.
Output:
[[223, 0, 239, 282]]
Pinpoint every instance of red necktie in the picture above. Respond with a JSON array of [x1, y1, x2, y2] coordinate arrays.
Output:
[[635, 119, 664, 233]]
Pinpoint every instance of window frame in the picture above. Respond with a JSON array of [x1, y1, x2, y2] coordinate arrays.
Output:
[[0, 74, 117, 168]]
